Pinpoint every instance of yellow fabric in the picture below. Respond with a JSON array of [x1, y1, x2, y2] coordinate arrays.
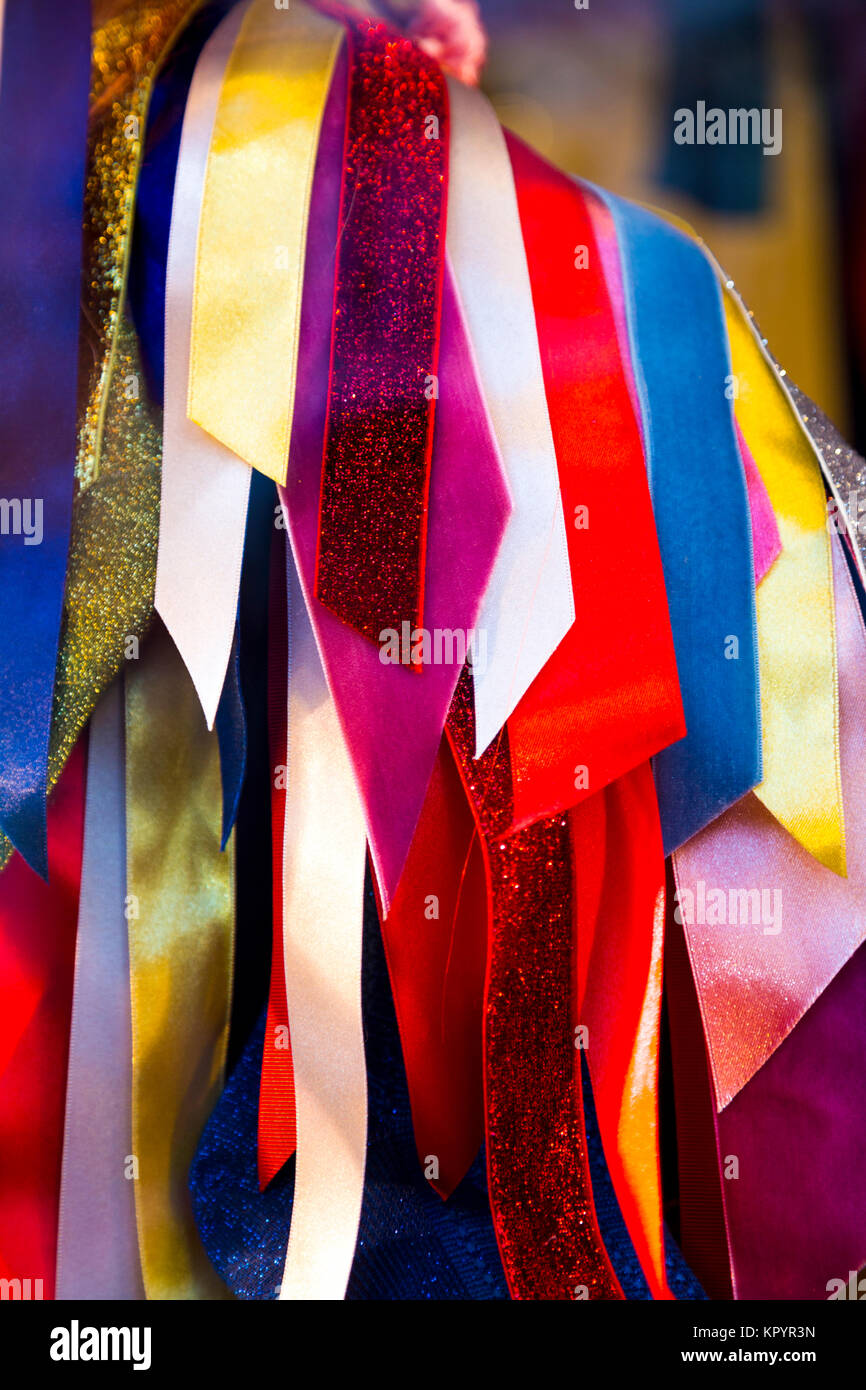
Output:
[[189, 0, 344, 484], [125, 623, 235, 1299], [723, 286, 845, 876]]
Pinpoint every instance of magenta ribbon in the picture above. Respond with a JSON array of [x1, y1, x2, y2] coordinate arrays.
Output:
[[279, 48, 510, 909]]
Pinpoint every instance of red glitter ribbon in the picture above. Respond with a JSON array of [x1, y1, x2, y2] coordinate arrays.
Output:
[[446, 670, 623, 1301], [503, 134, 684, 833], [258, 529, 297, 1189], [0, 739, 86, 1298], [315, 18, 449, 645]]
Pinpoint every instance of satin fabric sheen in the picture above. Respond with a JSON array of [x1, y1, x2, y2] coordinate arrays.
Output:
[[585, 188, 781, 589], [0, 0, 91, 873], [590, 186, 762, 855], [723, 276, 846, 876], [0, 742, 86, 1299], [504, 137, 683, 833], [279, 47, 510, 913], [125, 623, 233, 1299], [276, 533, 368, 1301], [574, 763, 671, 1300], [156, 0, 252, 730], [445, 77, 574, 760], [55, 683, 143, 1300], [674, 535, 866, 1109], [188, 0, 344, 485]]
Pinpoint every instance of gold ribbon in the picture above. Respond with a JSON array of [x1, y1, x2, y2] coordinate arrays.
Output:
[[660, 211, 844, 876], [125, 621, 234, 1300], [188, 0, 344, 485], [0, 0, 204, 873]]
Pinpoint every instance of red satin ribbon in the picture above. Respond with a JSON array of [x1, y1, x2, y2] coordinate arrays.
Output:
[[664, 905, 734, 1300], [315, 17, 449, 644], [447, 669, 622, 1300], [574, 762, 672, 1300], [503, 134, 683, 833], [377, 736, 486, 1198], [0, 738, 86, 1298], [258, 529, 297, 1189]]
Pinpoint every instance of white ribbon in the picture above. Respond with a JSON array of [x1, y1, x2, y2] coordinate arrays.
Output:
[[278, 519, 368, 1301], [446, 77, 574, 757], [155, 1, 252, 730], [55, 681, 143, 1300]]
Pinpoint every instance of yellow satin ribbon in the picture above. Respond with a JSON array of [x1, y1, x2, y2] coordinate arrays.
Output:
[[189, 0, 344, 484], [723, 288, 845, 876], [125, 622, 234, 1300], [660, 211, 844, 876]]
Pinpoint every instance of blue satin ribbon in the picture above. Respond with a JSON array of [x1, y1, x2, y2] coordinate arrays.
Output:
[[0, 0, 92, 875], [588, 185, 761, 854]]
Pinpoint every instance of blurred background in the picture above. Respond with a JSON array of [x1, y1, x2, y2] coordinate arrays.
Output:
[[470, 0, 866, 453]]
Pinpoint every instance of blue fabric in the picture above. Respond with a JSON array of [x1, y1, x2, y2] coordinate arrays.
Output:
[[191, 870, 510, 1300], [191, 869, 706, 1299], [0, 0, 92, 875], [588, 184, 761, 855]]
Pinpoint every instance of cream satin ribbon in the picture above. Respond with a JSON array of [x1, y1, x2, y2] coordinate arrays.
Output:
[[188, 0, 344, 485], [278, 520, 368, 1302], [155, 1, 251, 729], [665, 214, 844, 876], [445, 77, 574, 758], [55, 681, 143, 1300], [125, 623, 234, 1300]]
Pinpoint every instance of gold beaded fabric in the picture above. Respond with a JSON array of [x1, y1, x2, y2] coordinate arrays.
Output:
[[0, 1, 203, 871]]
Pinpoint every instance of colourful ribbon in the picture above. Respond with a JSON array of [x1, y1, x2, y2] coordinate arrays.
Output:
[[156, 0, 252, 730], [277, 519, 369, 1302], [278, 45, 509, 913], [0, 0, 206, 877], [447, 671, 622, 1301], [445, 77, 574, 758], [674, 535, 866, 1109], [125, 622, 233, 1300], [377, 737, 487, 1198], [55, 682, 143, 1300], [188, 0, 344, 487], [0, 0, 91, 874], [0, 741, 86, 1300], [590, 186, 762, 855], [721, 274, 846, 876], [315, 16, 449, 644], [574, 762, 671, 1301], [503, 137, 683, 832], [258, 530, 297, 1192]]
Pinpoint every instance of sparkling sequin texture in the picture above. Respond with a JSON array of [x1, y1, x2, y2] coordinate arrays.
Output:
[[315, 19, 448, 643], [788, 383, 866, 574], [446, 670, 622, 1300], [0, 1, 202, 871]]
